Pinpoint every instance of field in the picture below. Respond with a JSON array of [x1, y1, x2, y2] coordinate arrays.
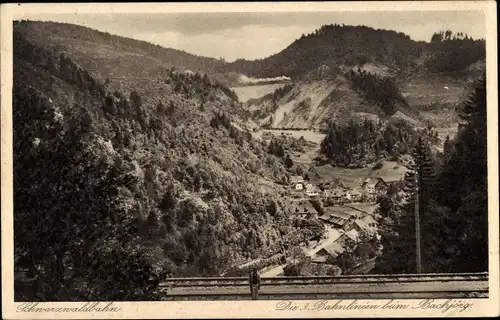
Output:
[[253, 128, 409, 188], [312, 161, 409, 188], [231, 83, 287, 102], [434, 126, 459, 142], [401, 75, 468, 107]]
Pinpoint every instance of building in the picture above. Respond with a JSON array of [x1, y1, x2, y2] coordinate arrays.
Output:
[[324, 188, 351, 204], [291, 176, 304, 184], [290, 175, 304, 191], [351, 215, 378, 234], [305, 183, 319, 197], [314, 242, 345, 262], [346, 203, 378, 216], [337, 230, 359, 244], [290, 201, 318, 220], [319, 210, 357, 230], [312, 230, 359, 262], [362, 177, 389, 194], [350, 188, 363, 202], [334, 205, 365, 219]]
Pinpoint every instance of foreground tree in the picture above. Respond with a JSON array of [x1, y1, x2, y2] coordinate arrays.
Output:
[[375, 74, 488, 274], [14, 86, 167, 301], [436, 74, 488, 272]]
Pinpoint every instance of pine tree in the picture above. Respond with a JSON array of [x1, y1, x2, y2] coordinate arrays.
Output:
[[437, 74, 487, 272], [443, 135, 452, 154], [405, 135, 437, 272], [284, 154, 294, 169]]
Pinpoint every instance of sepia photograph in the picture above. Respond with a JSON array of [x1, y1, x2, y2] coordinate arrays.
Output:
[[1, 1, 498, 319]]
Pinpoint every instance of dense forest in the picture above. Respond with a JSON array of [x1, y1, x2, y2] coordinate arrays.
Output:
[[226, 26, 485, 79], [226, 24, 423, 78], [426, 30, 486, 73], [346, 69, 407, 116], [374, 74, 488, 273], [12, 27, 325, 301], [320, 117, 440, 168]]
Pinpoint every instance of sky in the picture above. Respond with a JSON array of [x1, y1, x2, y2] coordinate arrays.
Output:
[[20, 11, 486, 62]]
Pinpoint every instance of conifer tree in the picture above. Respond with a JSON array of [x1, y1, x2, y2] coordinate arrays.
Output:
[[404, 135, 437, 272]]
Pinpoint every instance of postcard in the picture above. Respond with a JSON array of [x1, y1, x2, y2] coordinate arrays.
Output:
[[1, 1, 498, 319]]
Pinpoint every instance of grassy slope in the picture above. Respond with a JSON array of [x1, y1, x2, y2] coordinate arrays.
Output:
[[311, 161, 409, 189]]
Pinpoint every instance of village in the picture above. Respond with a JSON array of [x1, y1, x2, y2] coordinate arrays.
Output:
[[228, 128, 405, 276], [236, 172, 397, 277], [283, 174, 388, 266]]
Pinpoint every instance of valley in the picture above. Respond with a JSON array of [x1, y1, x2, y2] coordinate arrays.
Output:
[[12, 18, 488, 301]]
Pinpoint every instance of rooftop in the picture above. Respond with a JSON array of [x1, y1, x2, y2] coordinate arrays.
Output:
[[319, 242, 345, 257]]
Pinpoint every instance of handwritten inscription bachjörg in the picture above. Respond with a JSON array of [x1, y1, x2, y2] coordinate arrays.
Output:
[[276, 299, 474, 314], [17, 302, 122, 312]]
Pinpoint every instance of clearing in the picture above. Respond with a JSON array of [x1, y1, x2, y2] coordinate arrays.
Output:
[[311, 161, 409, 188]]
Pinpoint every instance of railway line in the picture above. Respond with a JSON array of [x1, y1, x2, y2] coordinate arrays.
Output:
[[159, 272, 488, 300]]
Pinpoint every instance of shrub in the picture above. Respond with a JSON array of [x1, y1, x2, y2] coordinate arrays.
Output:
[[373, 160, 384, 170]]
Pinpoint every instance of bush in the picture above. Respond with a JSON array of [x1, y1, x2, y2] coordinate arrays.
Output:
[[283, 264, 300, 276], [373, 160, 384, 170]]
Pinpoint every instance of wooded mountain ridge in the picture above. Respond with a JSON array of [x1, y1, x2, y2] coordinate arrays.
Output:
[[15, 21, 485, 83]]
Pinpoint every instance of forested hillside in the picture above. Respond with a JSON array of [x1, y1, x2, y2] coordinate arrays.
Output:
[[13, 21, 318, 301], [227, 24, 423, 79], [244, 27, 484, 131], [425, 31, 486, 73], [374, 74, 488, 273], [320, 117, 440, 168], [16, 21, 485, 83], [13, 20, 237, 85], [226, 26, 485, 79]]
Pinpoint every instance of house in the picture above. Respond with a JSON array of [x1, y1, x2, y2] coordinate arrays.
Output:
[[319, 210, 357, 230], [324, 188, 351, 204], [291, 176, 304, 184], [262, 132, 272, 138], [314, 242, 345, 261], [335, 205, 365, 219], [290, 201, 318, 219], [362, 177, 389, 194], [346, 203, 378, 216], [290, 175, 304, 190], [350, 188, 363, 202], [334, 229, 360, 248], [313, 230, 359, 262], [361, 214, 378, 228], [351, 215, 378, 234], [305, 184, 319, 197]]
